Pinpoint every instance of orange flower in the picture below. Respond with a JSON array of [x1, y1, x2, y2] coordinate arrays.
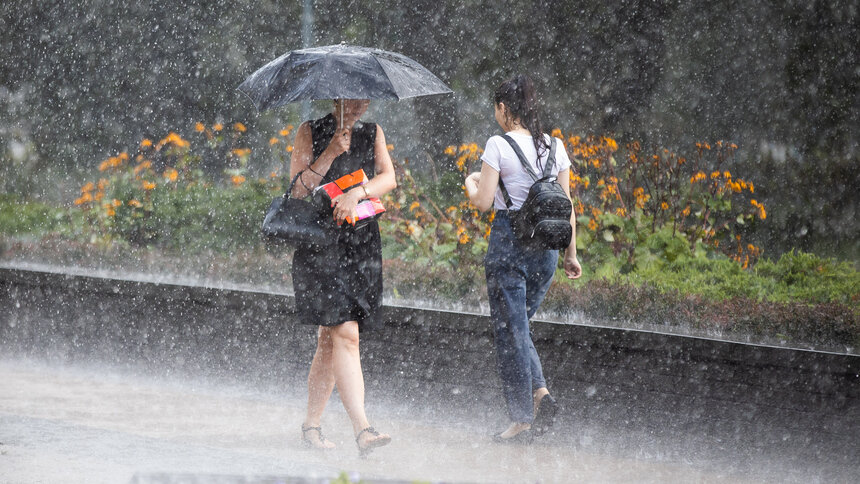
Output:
[[661, 202, 669, 210], [164, 168, 179, 182], [195, 122, 205, 132], [457, 226, 470, 244], [140, 138, 153, 148], [74, 192, 93, 205], [444, 146, 456, 156], [269, 137, 279, 145], [81, 182, 95, 193], [128, 199, 143, 208], [133, 160, 152, 175], [142, 181, 156, 190], [231, 175, 246, 186], [603, 137, 618, 151], [98, 156, 121, 172], [157, 132, 189, 150], [213, 123, 223, 132], [233, 122, 247, 133]]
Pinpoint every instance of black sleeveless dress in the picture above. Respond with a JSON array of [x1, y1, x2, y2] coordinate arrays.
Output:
[[291, 113, 383, 332]]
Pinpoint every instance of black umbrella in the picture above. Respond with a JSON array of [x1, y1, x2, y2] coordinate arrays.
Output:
[[237, 43, 453, 117]]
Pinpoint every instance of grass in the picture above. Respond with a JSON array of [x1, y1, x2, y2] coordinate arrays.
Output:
[[1, 193, 857, 352]]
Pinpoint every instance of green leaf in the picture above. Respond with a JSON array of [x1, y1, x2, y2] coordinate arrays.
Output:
[[433, 242, 457, 255]]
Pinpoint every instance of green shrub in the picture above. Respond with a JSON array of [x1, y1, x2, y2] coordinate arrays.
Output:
[[0, 194, 68, 235]]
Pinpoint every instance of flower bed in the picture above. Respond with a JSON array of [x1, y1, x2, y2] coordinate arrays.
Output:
[[1, 122, 857, 353]]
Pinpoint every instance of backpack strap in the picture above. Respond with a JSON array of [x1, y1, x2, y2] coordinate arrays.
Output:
[[543, 137, 557, 178], [501, 135, 539, 181], [498, 135, 534, 209], [497, 135, 557, 209]]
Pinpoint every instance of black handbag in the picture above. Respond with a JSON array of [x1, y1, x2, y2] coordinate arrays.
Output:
[[261, 171, 338, 249]]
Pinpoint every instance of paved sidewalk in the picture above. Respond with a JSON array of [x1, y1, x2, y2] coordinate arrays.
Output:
[[0, 360, 754, 484]]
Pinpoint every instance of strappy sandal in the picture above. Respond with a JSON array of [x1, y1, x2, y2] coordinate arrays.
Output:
[[301, 425, 334, 449], [355, 426, 391, 457]]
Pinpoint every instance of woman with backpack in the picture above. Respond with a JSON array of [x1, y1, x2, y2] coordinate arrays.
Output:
[[465, 74, 582, 443]]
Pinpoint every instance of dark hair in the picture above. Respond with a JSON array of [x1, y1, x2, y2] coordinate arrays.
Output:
[[493, 74, 549, 160]]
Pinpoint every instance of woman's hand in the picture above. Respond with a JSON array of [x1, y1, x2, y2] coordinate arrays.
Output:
[[564, 252, 582, 279], [326, 127, 352, 157], [465, 172, 481, 198], [331, 188, 362, 225]]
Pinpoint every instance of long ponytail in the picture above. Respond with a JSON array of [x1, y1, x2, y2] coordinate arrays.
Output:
[[493, 74, 549, 161]]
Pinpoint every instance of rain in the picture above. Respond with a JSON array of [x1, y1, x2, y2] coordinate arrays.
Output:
[[1, 1, 858, 483]]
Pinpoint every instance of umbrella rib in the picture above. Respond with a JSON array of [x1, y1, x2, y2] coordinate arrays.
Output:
[[314, 53, 333, 101], [370, 55, 400, 101]]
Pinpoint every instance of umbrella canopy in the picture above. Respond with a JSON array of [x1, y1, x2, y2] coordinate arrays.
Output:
[[237, 44, 453, 112]]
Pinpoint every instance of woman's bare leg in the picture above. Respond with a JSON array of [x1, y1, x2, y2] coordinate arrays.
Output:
[[329, 321, 389, 447], [303, 327, 336, 448]]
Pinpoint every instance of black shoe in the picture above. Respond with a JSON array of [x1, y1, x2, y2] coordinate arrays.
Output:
[[492, 428, 534, 444], [533, 394, 559, 436]]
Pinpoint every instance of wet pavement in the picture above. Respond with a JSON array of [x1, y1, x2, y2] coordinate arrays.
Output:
[[0, 359, 756, 484]]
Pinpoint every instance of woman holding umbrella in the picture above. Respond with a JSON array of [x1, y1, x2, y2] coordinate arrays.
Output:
[[238, 44, 452, 455], [465, 74, 582, 443], [289, 98, 396, 454]]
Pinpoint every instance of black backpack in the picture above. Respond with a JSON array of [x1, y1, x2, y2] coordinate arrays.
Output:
[[498, 135, 573, 250]]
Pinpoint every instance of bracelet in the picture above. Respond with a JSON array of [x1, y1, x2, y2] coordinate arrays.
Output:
[[361, 185, 370, 198], [298, 172, 313, 191], [307, 165, 325, 178]]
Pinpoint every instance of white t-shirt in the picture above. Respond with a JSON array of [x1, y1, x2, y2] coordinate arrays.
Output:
[[480, 132, 572, 210]]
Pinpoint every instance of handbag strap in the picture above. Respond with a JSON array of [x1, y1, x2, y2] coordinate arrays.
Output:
[[285, 171, 304, 199], [497, 135, 557, 209]]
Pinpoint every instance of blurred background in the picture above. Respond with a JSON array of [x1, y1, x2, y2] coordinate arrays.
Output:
[[1, 0, 857, 259]]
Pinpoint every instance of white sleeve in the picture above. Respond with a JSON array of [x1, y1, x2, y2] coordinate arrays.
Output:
[[480, 136, 502, 172], [552, 136, 572, 173]]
